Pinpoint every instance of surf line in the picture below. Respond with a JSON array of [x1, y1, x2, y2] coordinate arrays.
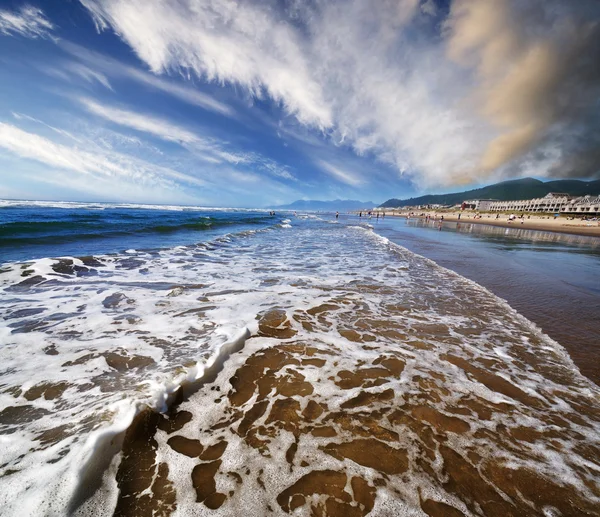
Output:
[[67, 326, 252, 515]]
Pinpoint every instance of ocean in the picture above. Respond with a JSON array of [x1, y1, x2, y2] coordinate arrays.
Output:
[[1, 201, 599, 517]]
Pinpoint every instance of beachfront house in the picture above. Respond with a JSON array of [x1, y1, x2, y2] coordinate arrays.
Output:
[[561, 195, 600, 215], [461, 199, 497, 211], [487, 193, 574, 213]]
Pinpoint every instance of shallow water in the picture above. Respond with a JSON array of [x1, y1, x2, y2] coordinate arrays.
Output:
[[0, 208, 599, 516], [373, 217, 600, 385]]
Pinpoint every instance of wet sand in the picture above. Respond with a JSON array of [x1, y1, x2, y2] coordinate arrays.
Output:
[[380, 212, 600, 237], [373, 218, 600, 386], [3, 217, 599, 516], [107, 285, 600, 516]]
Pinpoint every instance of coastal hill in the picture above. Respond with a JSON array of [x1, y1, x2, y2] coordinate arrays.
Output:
[[273, 199, 375, 211], [380, 178, 600, 208]]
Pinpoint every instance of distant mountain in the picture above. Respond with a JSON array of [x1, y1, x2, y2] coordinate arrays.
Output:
[[273, 199, 376, 211], [380, 178, 600, 208]]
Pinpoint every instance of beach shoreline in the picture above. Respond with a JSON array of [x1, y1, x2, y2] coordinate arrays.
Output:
[[2, 208, 600, 516], [376, 211, 600, 237]]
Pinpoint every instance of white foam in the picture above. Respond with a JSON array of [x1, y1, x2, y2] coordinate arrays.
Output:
[[0, 199, 274, 213], [1, 215, 599, 516]]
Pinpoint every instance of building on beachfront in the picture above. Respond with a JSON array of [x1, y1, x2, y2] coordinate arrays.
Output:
[[561, 195, 600, 215], [463, 192, 600, 215], [487, 193, 572, 213], [461, 199, 497, 211]]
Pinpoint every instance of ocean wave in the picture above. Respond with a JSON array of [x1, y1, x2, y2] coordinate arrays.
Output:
[[0, 216, 598, 516]]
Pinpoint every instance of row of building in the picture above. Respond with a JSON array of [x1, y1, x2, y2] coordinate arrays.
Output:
[[463, 193, 600, 215]]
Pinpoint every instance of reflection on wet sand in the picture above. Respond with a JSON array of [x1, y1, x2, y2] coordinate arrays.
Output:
[[383, 218, 600, 386]]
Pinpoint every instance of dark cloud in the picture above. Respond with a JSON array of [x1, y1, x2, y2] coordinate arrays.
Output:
[[445, 0, 600, 178]]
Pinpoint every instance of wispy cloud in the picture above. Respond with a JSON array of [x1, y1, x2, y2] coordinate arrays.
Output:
[[78, 0, 330, 127], [79, 97, 247, 165], [11, 112, 84, 143], [75, 0, 475, 188], [0, 5, 54, 39], [2, 108, 300, 205], [0, 122, 205, 190], [65, 62, 113, 90], [36, 61, 113, 92], [81, 98, 199, 144], [318, 160, 363, 187], [77, 0, 600, 187], [59, 41, 235, 118], [79, 97, 298, 181]]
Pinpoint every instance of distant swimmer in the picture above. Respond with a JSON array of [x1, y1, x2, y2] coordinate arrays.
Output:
[[335, 211, 339, 219], [359, 212, 362, 217]]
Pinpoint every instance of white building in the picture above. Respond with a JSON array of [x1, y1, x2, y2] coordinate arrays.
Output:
[[468, 192, 600, 215], [486, 193, 573, 213], [462, 199, 497, 211], [561, 195, 600, 215]]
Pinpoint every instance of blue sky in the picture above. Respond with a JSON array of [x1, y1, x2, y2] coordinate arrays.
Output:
[[0, 1, 598, 207]]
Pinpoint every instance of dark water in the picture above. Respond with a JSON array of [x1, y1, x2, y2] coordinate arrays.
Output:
[[0, 202, 274, 263], [372, 216, 600, 385]]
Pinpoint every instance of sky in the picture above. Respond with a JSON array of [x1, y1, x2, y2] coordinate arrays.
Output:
[[0, 0, 598, 207]]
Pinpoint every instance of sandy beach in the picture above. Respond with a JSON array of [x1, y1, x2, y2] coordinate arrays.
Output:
[[378, 211, 600, 237], [2, 208, 600, 516], [110, 281, 600, 517]]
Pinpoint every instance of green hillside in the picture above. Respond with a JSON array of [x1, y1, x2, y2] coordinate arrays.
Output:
[[380, 178, 600, 208]]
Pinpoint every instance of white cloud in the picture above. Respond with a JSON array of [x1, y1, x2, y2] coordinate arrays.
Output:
[[65, 62, 113, 90], [421, 0, 437, 17], [79, 98, 248, 165], [11, 112, 84, 143], [77, 0, 600, 188], [59, 41, 235, 117], [81, 98, 199, 144], [79, 97, 298, 181], [258, 160, 296, 182], [0, 122, 205, 189], [78, 0, 331, 128], [76, 0, 479, 189], [318, 160, 364, 187], [0, 5, 54, 39], [0, 115, 300, 205]]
